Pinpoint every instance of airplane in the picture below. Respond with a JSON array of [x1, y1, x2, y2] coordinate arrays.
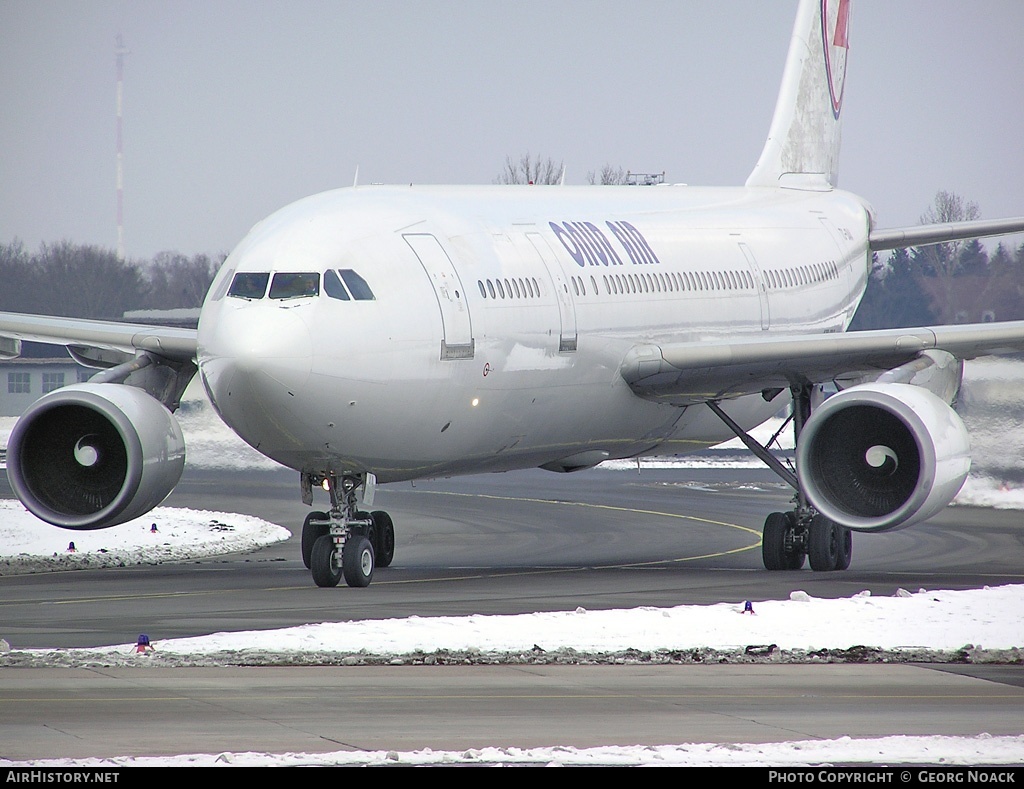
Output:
[[3, 0, 1024, 588]]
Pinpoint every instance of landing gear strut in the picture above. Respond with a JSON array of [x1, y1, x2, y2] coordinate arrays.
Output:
[[302, 473, 395, 587], [709, 383, 853, 572]]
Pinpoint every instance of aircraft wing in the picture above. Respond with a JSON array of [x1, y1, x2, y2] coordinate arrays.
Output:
[[621, 321, 1024, 405], [0, 311, 197, 363], [869, 216, 1024, 251]]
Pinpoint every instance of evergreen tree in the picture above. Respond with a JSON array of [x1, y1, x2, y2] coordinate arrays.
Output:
[[850, 248, 936, 330]]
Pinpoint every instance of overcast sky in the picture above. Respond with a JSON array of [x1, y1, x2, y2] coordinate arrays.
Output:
[[1, 1, 1022, 260]]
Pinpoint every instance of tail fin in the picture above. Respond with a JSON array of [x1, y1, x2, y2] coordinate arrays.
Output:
[[746, 0, 851, 189]]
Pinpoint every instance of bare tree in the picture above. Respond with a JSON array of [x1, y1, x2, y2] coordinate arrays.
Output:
[[495, 153, 564, 185], [0, 239, 40, 314], [37, 241, 147, 319], [587, 164, 629, 185], [145, 251, 222, 308], [914, 190, 982, 279]]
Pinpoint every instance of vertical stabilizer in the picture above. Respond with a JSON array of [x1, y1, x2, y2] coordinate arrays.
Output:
[[746, 0, 851, 189]]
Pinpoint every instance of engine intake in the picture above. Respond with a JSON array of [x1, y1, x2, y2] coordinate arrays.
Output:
[[797, 383, 970, 532], [6, 384, 185, 530]]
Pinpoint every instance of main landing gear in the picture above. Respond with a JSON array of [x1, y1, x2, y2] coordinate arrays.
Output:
[[708, 384, 853, 572], [760, 510, 852, 572], [300, 472, 395, 588]]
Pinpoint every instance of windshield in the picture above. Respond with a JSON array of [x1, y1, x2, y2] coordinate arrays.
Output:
[[269, 272, 320, 299], [227, 272, 270, 300]]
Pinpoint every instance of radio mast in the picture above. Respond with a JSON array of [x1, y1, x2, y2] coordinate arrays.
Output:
[[115, 34, 130, 259]]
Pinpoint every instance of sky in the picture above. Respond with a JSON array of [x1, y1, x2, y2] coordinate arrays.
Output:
[[1, 1, 1022, 261]]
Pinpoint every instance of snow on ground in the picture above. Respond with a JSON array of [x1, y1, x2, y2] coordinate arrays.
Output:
[[1, 503, 1022, 766], [3, 582, 1021, 661], [4, 736, 1023, 768], [0, 501, 289, 574], [2, 359, 1023, 765]]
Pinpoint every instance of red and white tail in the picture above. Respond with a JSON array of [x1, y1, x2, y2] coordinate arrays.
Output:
[[746, 0, 851, 189]]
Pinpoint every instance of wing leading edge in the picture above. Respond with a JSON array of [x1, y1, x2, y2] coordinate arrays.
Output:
[[869, 216, 1024, 252], [621, 320, 1024, 405], [0, 312, 197, 363]]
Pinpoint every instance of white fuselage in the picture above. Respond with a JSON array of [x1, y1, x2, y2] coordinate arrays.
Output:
[[196, 184, 870, 483]]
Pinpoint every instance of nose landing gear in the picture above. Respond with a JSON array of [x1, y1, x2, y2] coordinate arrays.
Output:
[[302, 472, 394, 587]]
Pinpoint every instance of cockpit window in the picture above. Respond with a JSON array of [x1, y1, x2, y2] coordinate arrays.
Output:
[[269, 272, 319, 299], [323, 269, 350, 300], [339, 269, 375, 301], [211, 268, 235, 301], [227, 271, 269, 300]]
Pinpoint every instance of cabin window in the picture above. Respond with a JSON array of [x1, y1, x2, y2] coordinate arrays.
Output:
[[270, 272, 319, 299], [339, 269, 375, 300], [228, 272, 270, 300], [324, 269, 351, 300], [487, 280, 496, 299]]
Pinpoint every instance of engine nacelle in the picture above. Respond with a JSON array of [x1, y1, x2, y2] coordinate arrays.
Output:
[[796, 382, 970, 532], [6, 383, 185, 530]]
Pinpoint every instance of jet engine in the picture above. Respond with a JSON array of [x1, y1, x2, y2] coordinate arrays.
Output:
[[796, 382, 970, 533], [6, 383, 185, 530]]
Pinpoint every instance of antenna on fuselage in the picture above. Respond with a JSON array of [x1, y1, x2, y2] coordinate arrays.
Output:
[[353, 166, 360, 188]]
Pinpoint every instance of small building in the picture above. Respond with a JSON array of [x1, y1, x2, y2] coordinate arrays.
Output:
[[0, 344, 91, 417]]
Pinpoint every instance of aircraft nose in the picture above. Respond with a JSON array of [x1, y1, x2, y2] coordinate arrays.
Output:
[[210, 306, 312, 390], [199, 305, 314, 445]]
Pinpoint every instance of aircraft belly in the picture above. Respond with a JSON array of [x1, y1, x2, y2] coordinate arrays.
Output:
[[272, 339, 683, 481]]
